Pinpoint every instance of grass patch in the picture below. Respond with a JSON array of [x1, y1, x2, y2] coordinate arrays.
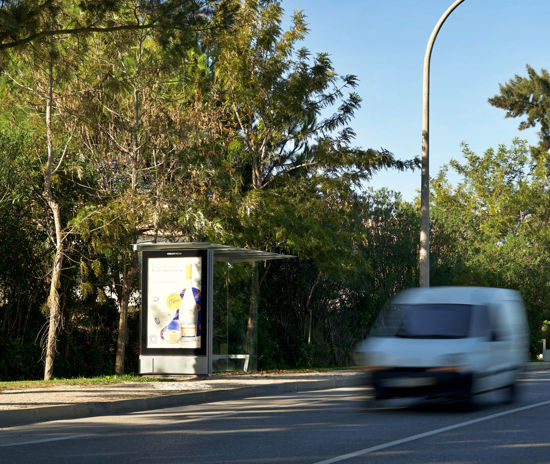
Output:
[[0, 375, 173, 392], [0, 368, 361, 391]]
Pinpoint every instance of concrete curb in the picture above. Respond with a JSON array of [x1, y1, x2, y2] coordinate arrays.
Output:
[[524, 362, 550, 371], [0, 373, 367, 429]]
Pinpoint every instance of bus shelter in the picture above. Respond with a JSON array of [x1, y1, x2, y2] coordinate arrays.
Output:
[[134, 242, 293, 375]]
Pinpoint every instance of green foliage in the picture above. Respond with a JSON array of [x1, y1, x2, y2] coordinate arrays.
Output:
[[358, 189, 419, 325], [253, 190, 419, 369], [213, 262, 252, 358], [432, 139, 550, 355], [489, 65, 550, 151], [0, 0, 420, 377], [205, 4, 418, 368], [208, 0, 415, 195], [0, 338, 43, 381], [0, 0, 211, 52], [0, 126, 49, 353]]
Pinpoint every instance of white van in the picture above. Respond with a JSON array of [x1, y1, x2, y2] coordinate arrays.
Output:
[[355, 287, 529, 404]]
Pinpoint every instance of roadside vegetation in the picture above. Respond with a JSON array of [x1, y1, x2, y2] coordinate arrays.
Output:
[[1, 0, 549, 381]]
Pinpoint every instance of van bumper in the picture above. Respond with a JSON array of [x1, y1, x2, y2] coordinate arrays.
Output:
[[370, 368, 473, 401]]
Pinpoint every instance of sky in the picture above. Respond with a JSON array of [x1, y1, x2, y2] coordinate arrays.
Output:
[[280, 0, 550, 201]]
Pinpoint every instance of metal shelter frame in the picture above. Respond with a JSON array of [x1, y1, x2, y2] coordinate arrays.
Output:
[[134, 242, 293, 375]]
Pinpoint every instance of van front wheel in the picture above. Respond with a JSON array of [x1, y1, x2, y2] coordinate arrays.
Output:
[[503, 382, 517, 405]]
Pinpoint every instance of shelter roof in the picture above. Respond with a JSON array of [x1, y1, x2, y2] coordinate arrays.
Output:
[[133, 242, 294, 264]]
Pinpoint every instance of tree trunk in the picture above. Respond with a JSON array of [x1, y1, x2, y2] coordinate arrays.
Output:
[[306, 275, 320, 345], [245, 261, 259, 371], [327, 315, 339, 366], [251, 158, 262, 190], [113, 34, 143, 376], [43, 47, 64, 381], [43, 212, 63, 380], [114, 256, 138, 376]]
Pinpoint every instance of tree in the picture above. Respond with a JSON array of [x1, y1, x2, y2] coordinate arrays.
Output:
[[254, 189, 419, 368], [489, 65, 550, 151], [431, 140, 550, 353], [0, 0, 225, 378], [486, 65, 550, 353], [205, 0, 417, 367], [0, 0, 419, 376], [0, 0, 210, 51], [358, 189, 419, 325], [67, 0, 235, 374], [0, 127, 48, 350], [209, 0, 412, 193], [0, 23, 91, 379]]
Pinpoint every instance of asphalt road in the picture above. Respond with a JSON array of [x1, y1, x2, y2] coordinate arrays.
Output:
[[2, 371, 550, 464]]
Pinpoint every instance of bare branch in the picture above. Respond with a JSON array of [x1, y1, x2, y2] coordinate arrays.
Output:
[[89, 213, 124, 234], [0, 23, 156, 51], [260, 160, 319, 189], [2, 71, 40, 94], [52, 129, 75, 175]]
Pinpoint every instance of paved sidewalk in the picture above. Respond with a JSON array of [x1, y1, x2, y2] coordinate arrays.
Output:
[[0, 370, 367, 428], [2, 363, 549, 429]]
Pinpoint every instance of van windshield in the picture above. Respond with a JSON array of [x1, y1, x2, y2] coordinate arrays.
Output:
[[371, 304, 474, 339]]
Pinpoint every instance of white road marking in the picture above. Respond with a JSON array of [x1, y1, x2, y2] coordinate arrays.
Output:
[[313, 399, 550, 464], [0, 433, 94, 447]]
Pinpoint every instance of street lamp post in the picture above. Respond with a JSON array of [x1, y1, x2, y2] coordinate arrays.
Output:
[[419, 0, 465, 288]]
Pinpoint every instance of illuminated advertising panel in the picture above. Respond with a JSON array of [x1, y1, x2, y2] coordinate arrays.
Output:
[[141, 250, 208, 355]]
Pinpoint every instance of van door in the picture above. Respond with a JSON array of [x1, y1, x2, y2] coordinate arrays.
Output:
[[483, 303, 514, 391]]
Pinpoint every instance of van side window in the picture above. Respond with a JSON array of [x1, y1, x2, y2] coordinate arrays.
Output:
[[470, 305, 490, 338], [488, 304, 512, 341]]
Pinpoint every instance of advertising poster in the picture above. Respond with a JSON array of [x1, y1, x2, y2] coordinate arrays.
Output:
[[146, 256, 202, 350]]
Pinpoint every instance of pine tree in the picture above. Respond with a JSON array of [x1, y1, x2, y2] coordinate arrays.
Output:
[[489, 65, 550, 151]]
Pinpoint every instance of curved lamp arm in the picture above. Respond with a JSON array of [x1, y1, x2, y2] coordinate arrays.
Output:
[[420, 0, 466, 287]]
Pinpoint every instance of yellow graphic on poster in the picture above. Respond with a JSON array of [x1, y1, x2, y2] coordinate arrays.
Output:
[[166, 293, 181, 311], [147, 257, 202, 349]]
